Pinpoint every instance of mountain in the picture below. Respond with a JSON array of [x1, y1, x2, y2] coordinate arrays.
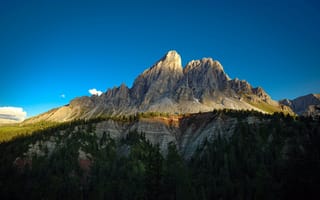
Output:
[[280, 94, 320, 117], [1, 51, 319, 199], [24, 50, 292, 124]]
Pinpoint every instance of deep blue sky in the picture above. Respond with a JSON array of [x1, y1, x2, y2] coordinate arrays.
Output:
[[1, 0, 319, 117]]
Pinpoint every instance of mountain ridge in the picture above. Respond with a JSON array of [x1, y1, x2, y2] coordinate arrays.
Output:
[[280, 93, 320, 117], [25, 50, 293, 124]]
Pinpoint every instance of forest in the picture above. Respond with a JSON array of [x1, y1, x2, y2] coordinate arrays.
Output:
[[0, 110, 319, 199]]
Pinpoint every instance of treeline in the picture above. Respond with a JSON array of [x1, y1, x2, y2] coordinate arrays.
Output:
[[190, 115, 320, 199], [0, 110, 319, 199], [0, 129, 191, 199], [0, 112, 173, 142], [0, 109, 306, 143]]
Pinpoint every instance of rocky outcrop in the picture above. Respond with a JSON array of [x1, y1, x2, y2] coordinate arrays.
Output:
[[19, 112, 267, 160], [229, 78, 252, 94], [24, 50, 293, 124], [280, 94, 320, 117]]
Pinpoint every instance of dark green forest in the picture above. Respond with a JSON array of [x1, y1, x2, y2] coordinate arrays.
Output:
[[0, 111, 319, 199]]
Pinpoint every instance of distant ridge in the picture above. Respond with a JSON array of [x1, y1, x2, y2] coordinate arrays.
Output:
[[280, 94, 320, 117]]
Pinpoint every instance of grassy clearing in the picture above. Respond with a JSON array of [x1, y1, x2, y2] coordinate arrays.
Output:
[[0, 121, 59, 142]]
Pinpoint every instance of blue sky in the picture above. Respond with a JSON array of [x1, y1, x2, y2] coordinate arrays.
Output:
[[1, 0, 319, 117]]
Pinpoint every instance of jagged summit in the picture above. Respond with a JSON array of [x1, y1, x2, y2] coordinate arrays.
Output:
[[162, 50, 180, 60], [280, 93, 320, 117], [24, 51, 294, 123], [155, 50, 182, 71], [142, 50, 182, 73], [184, 58, 227, 81]]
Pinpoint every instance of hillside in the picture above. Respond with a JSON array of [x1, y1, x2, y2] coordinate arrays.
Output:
[[0, 110, 319, 199]]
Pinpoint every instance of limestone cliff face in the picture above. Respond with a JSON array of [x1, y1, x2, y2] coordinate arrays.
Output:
[[229, 78, 252, 94], [130, 50, 183, 108], [21, 112, 265, 159], [176, 58, 229, 102], [25, 50, 293, 124]]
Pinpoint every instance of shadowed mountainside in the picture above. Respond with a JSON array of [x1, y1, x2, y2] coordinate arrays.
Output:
[[1, 110, 319, 200]]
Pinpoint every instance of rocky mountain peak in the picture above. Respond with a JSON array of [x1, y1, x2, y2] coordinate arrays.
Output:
[[25, 51, 297, 124], [151, 50, 183, 72], [229, 78, 252, 93], [181, 57, 230, 95], [201, 58, 224, 70], [163, 50, 180, 60], [184, 58, 228, 78], [280, 93, 320, 116], [130, 51, 183, 106], [252, 87, 271, 102]]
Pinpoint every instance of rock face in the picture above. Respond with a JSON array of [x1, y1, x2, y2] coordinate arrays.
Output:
[[20, 112, 265, 159], [25, 50, 292, 123], [280, 94, 320, 117], [130, 50, 183, 109]]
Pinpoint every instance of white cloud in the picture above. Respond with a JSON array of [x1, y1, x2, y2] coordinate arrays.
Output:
[[89, 88, 103, 96], [60, 94, 66, 98], [0, 107, 27, 123]]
